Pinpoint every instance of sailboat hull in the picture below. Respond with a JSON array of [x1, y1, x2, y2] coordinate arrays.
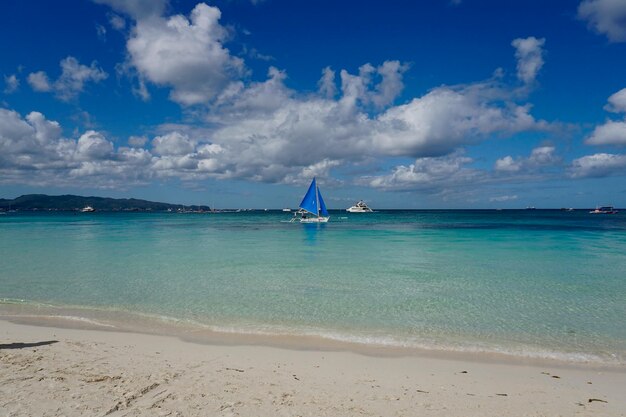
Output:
[[299, 216, 329, 223]]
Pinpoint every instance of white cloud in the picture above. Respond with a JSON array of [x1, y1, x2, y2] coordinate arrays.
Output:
[[585, 121, 626, 146], [495, 146, 559, 173], [28, 57, 108, 101], [27, 71, 52, 92], [373, 82, 541, 157], [528, 145, 558, 165], [128, 135, 148, 147], [318, 67, 336, 99], [585, 88, 626, 146], [511, 36, 545, 84], [489, 195, 518, 202], [96, 24, 107, 41], [604, 87, 626, 113], [495, 155, 522, 172], [338, 61, 408, 109], [363, 152, 480, 191], [93, 0, 168, 20], [92, 0, 549, 185], [152, 132, 195, 156], [570, 152, 626, 177], [3, 74, 19, 94], [108, 13, 126, 30], [0, 108, 151, 188], [2, 29, 552, 189], [578, 0, 626, 42], [75, 131, 114, 161], [126, 3, 246, 105]]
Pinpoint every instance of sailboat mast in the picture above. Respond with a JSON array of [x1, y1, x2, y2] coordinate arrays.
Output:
[[315, 181, 320, 217]]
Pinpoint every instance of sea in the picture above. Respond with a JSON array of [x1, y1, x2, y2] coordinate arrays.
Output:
[[1, 209, 625, 364]]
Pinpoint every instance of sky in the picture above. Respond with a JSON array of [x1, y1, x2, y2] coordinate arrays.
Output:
[[1, 0, 626, 209]]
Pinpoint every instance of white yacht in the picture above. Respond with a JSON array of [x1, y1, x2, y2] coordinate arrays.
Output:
[[80, 206, 95, 212], [589, 206, 618, 214], [346, 200, 373, 213]]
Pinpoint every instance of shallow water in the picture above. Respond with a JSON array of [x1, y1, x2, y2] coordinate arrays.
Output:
[[1, 210, 625, 363]]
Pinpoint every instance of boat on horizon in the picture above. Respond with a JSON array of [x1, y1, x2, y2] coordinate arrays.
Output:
[[290, 178, 330, 223], [346, 200, 373, 213], [589, 206, 618, 214], [80, 206, 95, 213]]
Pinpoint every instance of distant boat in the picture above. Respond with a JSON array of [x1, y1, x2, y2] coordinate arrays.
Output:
[[589, 206, 618, 214], [290, 178, 330, 223], [525, 206, 536, 210], [346, 200, 373, 213], [282, 208, 292, 212], [80, 206, 95, 213]]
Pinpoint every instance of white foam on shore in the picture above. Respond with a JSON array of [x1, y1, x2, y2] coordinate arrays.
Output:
[[1, 313, 117, 328], [1, 300, 623, 366], [201, 322, 618, 365]]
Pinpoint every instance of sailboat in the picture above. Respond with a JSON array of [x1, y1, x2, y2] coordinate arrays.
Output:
[[290, 178, 330, 223]]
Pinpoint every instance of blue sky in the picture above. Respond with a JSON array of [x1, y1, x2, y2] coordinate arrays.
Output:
[[2, 0, 626, 208]]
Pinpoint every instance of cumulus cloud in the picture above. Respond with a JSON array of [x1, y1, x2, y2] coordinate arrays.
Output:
[[3, 23, 551, 190], [570, 152, 626, 177], [27, 71, 52, 92], [586, 121, 626, 146], [362, 152, 481, 191], [373, 82, 541, 157], [75, 131, 114, 161], [128, 135, 148, 147], [0, 108, 151, 188], [338, 61, 409, 109], [604, 87, 626, 113], [495, 146, 559, 173], [585, 88, 626, 146], [494, 155, 522, 172], [511, 36, 545, 84], [152, 132, 195, 156], [578, 0, 626, 42], [3, 74, 19, 94], [126, 3, 246, 105], [28, 57, 108, 101], [318, 67, 337, 99], [88, 0, 551, 186]]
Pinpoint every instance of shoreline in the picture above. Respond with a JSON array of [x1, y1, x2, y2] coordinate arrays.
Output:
[[2, 301, 625, 371], [2, 318, 625, 416]]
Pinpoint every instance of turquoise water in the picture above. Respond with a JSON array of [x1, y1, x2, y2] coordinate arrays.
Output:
[[1, 210, 625, 363]]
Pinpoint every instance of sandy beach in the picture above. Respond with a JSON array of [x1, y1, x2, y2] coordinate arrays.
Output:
[[1, 318, 625, 416]]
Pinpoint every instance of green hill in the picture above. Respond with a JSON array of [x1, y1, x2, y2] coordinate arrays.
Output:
[[0, 194, 211, 212]]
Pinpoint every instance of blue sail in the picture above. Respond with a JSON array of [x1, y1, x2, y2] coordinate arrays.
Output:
[[299, 178, 318, 215], [318, 187, 329, 217]]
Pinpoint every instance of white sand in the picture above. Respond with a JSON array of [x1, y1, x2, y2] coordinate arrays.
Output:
[[1, 318, 625, 416]]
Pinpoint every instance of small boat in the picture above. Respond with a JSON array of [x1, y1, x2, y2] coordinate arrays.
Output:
[[290, 178, 330, 223], [346, 200, 373, 213], [80, 206, 95, 212], [282, 208, 292, 212], [589, 206, 618, 214]]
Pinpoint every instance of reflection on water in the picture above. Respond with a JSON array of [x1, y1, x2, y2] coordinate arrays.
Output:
[[301, 223, 326, 245]]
